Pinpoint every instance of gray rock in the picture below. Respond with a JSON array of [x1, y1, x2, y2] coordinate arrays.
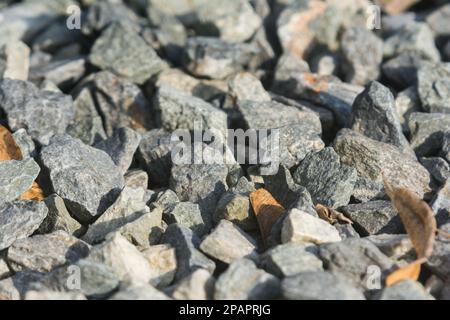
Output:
[[153, 189, 180, 213], [408, 112, 450, 156], [227, 72, 271, 103], [29, 57, 86, 88], [0, 79, 74, 145], [431, 180, 450, 226], [384, 22, 440, 62], [0, 255, 11, 279], [6, 231, 90, 273], [0, 40, 30, 81], [365, 234, 412, 258], [395, 87, 421, 132], [161, 224, 215, 281], [293, 147, 357, 208], [40, 135, 125, 224], [25, 290, 87, 300], [426, 239, 450, 279], [0, 200, 47, 251], [89, 23, 163, 84], [214, 190, 257, 232], [319, 238, 394, 290], [124, 170, 148, 190], [340, 201, 402, 236], [334, 223, 360, 240], [0, 271, 44, 300], [282, 271, 365, 300], [110, 284, 170, 300], [334, 129, 432, 199], [0, 159, 40, 203], [164, 202, 207, 237], [417, 62, 450, 114], [200, 220, 258, 264], [215, 258, 280, 300], [172, 269, 215, 300], [377, 280, 435, 300], [141, 244, 177, 288], [442, 131, 450, 163], [420, 157, 450, 185], [261, 243, 323, 277], [351, 81, 412, 155], [95, 127, 141, 175], [12, 129, 36, 159], [426, 4, 450, 36], [382, 53, 426, 88], [154, 85, 228, 138], [340, 27, 383, 85], [183, 36, 259, 79], [281, 209, 341, 245]]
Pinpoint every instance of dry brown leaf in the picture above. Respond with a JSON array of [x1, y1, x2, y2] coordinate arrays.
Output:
[[382, 175, 436, 259], [249, 188, 285, 247], [315, 203, 353, 225], [0, 125, 45, 201], [375, 0, 420, 15], [0, 124, 23, 160], [385, 258, 424, 287]]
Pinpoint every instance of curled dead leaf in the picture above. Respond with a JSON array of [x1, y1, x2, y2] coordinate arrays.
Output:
[[0, 125, 23, 160], [385, 258, 425, 287], [19, 181, 45, 201], [249, 188, 285, 247], [382, 174, 436, 259], [315, 203, 353, 225]]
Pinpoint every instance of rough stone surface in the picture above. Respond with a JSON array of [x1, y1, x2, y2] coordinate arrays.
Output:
[[382, 53, 426, 88], [408, 112, 450, 156], [395, 86, 421, 132], [215, 259, 280, 300], [281, 209, 341, 245], [293, 147, 357, 208], [0, 159, 40, 203], [282, 271, 365, 300], [172, 269, 215, 300], [417, 62, 450, 114], [377, 280, 435, 300], [12, 129, 35, 159], [426, 4, 450, 36], [420, 157, 450, 185], [0, 201, 47, 251], [200, 220, 258, 264], [0, 40, 30, 81], [40, 135, 125, 224], [164, 202, 207, 237], [141, 244, 177, 288]]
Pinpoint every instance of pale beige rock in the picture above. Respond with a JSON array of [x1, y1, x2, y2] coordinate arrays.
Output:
[[172, 269, 215, 300], [141, 244, 177, 288], [0, 41, 30, 80]]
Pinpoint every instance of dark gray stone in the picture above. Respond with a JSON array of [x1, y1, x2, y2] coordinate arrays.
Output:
[[382, 53, 426, 88], [0, 159, 40, 203], [431, 180, 450, 226], [420, 157, 450, 184], [408, 112, 450, 156], [417, 62, 450, 114], [442, 132, 450, 163], [40, 135, 125, 224]]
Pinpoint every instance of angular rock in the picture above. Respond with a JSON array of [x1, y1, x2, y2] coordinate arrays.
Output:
[[0, 200, 47, 251], [161, 224, 215, 281], [110, 284, 170, 300], [261, 243, 323, 277], [282, 271, 365, 300], [293, 147, 357, 208], [215, 259, 280, 300], [426, 239, 450, 278], [377, 280, 435, 300], [340, 27, 383, 85], [29, 57, 86, 88], [94, 127, 141, 175], [227, 72, 270, 103], [172, 269, 215, 300], [426, 4, 450, 36], [319, 238, 394, 290], [141, 244, 177, 288], [365, 234, 412, 258], [417, 62, 450, 114], [164, 202, 207, 237], [442, 132, 450, 163], [351, 81, 412, 155], [0, 79, 74, 145], [12, 129, 36, 159], [382, 53, 426, 88], [7, 231, 90, 273], [153, 189, 180, 213], [40, 135, 125, 224], [124, 170, 148, 190], [395, 86, 421, 132], [408, 112, 450, 156], [340, 201, 402, 236], [334, 129, 432, 199], [214, 190, 256, 232], [281, 209, 341, 245], [0, 41, 30, 80], [420, 157, 450, 185], [89, 23, 163, 84], [0, 159, 40, 203], [200, 220, 258, 264], [183, 36, 259, 79]]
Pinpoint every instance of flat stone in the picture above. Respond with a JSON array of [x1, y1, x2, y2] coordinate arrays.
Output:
[[0, 79, 74, 145], [94, 127, 141, 175], [340, 201, 402, 236], [417, 62, 450, 114], [377, 280, 435, 300], [0, 41, 30, 80], [420, 157, 450, 185], [282, 271, 365, 300], [281, 209, 341, 245], [0, 159, 40, 203], [340, 27, 383, 85], [172, 269, 215, 300], [37, 194, 82, 236], [6, 231, 90, 273], [89, 23, 163, 84], [141, 244, 177, 288], [0, 200, 47, 251], [200, 220, 258, 264], [183, 36, 259, 79], [110, 284, 170, 300], [293, 147, 357, 208], [334, 129, 432, 199], [164, 202, 207, 237], [408, 112, 450, 156], [215, 258, 280, 300], [319, 238, 394, 290], [40, 135, 124, 224], [261, 243, 323, 277], [351, 81, 412, 155], [161, 224, 215, 281]]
